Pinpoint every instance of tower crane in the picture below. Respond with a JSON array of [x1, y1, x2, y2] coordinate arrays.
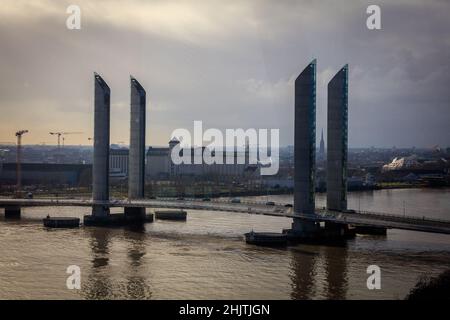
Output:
[[49, 132, 83, 149], [49, 132, 83, 163], [15, 130, 29, 198]]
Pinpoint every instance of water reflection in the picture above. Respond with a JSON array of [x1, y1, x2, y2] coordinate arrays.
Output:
[[123, 225, 152, 299], [290, 244, 348, 300], [290, 248, 317, 299], [84, 227, 114, 299], [323, 245, 348, 299], [83, 225, 153, 299]]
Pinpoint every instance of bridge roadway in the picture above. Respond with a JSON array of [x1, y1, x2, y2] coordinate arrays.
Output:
[[1, 197, 450, 235]]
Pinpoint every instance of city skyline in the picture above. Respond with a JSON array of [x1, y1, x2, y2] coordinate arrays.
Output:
[[0, 0, 449, 148]]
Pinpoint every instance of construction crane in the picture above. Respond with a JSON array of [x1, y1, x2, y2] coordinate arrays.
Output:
[[15, 130, 29, 198], [49, 132, 83, 163], [49, 132, 83, 149]]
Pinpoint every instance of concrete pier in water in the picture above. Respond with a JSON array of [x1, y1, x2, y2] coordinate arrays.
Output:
[[4, 205, 21, 219]]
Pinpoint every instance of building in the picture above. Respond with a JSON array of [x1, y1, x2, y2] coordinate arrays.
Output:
[[327, 65, 348, 211], [110, 148, 129, 178], [146, 138, 258, 179], [0, 163, 91, 187], [146, 146, 170, 179]]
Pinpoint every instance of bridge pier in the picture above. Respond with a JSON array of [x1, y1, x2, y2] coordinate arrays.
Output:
[[354, 225, 387, 235], [324, 222, 356, 239], [124, 206, 145, 218], [288, 218, 321, 238], [4, 205, 21, 219], [284, 218, 356, 243], [84, 207, 153, 227], [92, 204, 110, 217]]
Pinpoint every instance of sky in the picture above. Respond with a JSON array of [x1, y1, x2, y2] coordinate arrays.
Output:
[[0, 0, 449, 148]]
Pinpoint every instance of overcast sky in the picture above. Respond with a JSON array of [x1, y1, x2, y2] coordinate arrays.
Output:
[[0, 0, 449, 148]]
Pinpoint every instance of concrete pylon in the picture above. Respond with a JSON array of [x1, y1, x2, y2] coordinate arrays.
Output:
[[92, 72, 110, 217], [327, 65, 348, 212], [128, 76, 146, 199], [125, 76, 146, 219], [291, 60, 320, 235]]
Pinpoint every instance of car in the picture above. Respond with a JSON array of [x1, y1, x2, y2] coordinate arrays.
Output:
[[149, 196, 157, 199], [231, 197, 241, 204], [26, 192, 33, 199], [284, 204, 293, 208], [202, 198, 211, 202], [177, 197, 185, 201], [265, 201, 275, 206]]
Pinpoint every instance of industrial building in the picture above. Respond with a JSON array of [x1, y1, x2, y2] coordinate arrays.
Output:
[[146, 138, 259, 179], [110, 148, 128, 178], [0, 163, 91, 186]]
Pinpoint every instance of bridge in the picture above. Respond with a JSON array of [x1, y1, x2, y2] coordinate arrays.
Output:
[[1, 197, 450, 235]]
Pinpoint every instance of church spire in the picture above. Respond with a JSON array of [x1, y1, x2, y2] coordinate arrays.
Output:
[[319, 128, 325, 160]]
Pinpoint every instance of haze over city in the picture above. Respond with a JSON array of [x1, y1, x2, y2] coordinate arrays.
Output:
[[0, 0, 449, 148]]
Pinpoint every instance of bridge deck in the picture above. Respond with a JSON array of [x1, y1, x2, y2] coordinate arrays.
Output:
[[1, 197, 449, 235]]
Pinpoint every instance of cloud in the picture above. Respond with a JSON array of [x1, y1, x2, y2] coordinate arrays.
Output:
[[0, 0, 448, 147]]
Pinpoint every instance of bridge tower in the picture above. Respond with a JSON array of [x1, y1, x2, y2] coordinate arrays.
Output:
[[91, 72, 111, 217], [327, 65, 348, 212], [125, 76, 146, 219], [291, 60, 320, 236]]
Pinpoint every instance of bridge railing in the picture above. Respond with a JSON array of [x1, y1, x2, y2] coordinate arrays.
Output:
[[155, 197, 287, 207], [317, 208, 450, 226]]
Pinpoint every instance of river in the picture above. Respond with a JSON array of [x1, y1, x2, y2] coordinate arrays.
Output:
[[0, 188, 449, 299]]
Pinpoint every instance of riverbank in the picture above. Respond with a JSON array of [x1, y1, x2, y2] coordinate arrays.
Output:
[[0, 182, 448, 200]]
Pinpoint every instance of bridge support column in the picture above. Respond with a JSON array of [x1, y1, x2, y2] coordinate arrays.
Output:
[[287, 61, 322, 242], [90, 73, 111, 223], [84, 204, 112, 227], [4, 205, 21, 219], [324, 222, 356, 239], [92, 205, 110, 217], [84, 207, 153, 226], [123, 207, 146, 222], [354, 225, 387, 235], [287, 218, 321, 239]]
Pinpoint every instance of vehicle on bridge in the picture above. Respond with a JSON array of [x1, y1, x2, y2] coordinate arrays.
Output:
[[231, 197, 241, 203]]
